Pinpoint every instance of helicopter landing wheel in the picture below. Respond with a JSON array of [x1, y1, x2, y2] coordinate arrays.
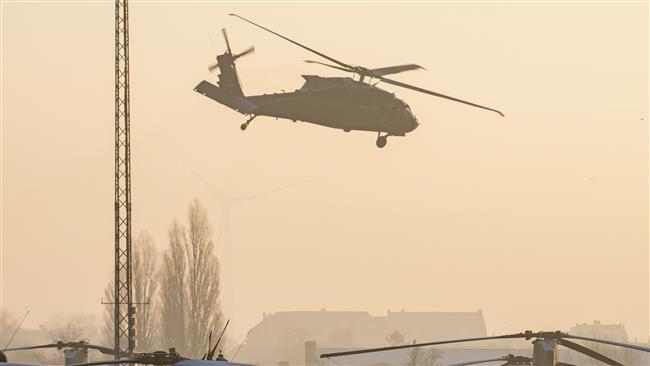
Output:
[[241, 115, 257, 131], [343, 129, 351, 133], [376, 135, 387, 148]]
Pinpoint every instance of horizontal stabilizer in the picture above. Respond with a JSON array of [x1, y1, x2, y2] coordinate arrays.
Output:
[[194, 80, 258, 114], [370, 64, 425, 76]]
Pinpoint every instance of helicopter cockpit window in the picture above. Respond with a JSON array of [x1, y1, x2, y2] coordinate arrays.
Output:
[[402, 104, 414, 117]]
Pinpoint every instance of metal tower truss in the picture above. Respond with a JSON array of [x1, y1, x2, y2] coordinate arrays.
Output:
[[114, 0, 135, 358]]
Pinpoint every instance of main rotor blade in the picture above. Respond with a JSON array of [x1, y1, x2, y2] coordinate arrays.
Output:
[[222, 28, 232, 54], [4, 343, 58, 351], [448, 357, 509, 366], [320, 333, 526, 358], [556, 362, 577, 366], [562, 333, 650, 353], [370, 64, 425, 76], [70, 359, 140, 366], [557, 338, 623, 366], [84, 344, 123, 356], [305, 60, 354, 73], [5, 343, 124, 357], [208, 62, 219, 73], [235, 46, 255, 59], [377, 75, 504, 117], [230, 14, 355, 70]]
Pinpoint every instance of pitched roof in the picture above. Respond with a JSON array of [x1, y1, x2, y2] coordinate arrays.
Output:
[[237, 310, 487, 365]]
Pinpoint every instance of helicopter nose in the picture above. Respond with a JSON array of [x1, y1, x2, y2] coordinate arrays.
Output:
[[409, 116, 419, 132]]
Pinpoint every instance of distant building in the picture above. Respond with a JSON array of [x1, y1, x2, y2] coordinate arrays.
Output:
[[569, 320, 628, 342], [236, 309, 487, 365]]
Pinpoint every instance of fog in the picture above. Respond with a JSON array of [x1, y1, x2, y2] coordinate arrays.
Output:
[[1, 1, 648, 345]]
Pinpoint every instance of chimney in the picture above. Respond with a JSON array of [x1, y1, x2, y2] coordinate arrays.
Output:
[[305, 341, 318, 366]]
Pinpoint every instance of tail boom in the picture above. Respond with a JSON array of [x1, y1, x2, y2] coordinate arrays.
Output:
[[194, 80, 258, 114]]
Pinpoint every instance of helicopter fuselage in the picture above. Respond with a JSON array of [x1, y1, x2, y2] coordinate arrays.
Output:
[[197, 16, 503, 147], [195, 75, 419, 137], [246, 76, 419, 136]]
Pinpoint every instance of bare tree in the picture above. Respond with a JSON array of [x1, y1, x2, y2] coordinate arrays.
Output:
[[0, 310, 20, 349], [28, 350, 64, 365], [102, 284, 115, 347], [159, 199, 224, 358], [386, 330, 405, 346], [36, 315, 101, 365], [40, 322, 83, 342], [159, 221, 188, 353], [102, 231, 159, 351], [404, 340, 442, 366], [132, 232, 159, 351]]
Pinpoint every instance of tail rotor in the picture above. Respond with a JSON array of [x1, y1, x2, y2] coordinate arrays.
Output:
[[208, 28, 254, 73], [222, 28, 232, 54]]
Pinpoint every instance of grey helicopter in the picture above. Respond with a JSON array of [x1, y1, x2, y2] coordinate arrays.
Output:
[[194, 14, 504, 148], [320, 330, 650, 366], [1, 322, 251, 366]]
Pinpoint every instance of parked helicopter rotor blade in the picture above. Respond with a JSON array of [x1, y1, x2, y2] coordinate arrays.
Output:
[[235, 46, 255, 59], [320, 333, 526, 358], [69, 359, 140, 366], [230, 14, 356, 71], [448, 357, 509, 366], [370, 64, 425, 76], [208, 62, 219, 73], [209, 319, 230, 360], [83, 344, 124, 356], [556, 338, 623, 366], [562, 333, 650, 353], [3, 343, 58, 351], [4, 342, 125, 357], [556, 363, 577, 366], [304, 60, 355, 73], [377, 75, 505, 117], [449, 355, 533, 366], [222, 28, 232, 54]]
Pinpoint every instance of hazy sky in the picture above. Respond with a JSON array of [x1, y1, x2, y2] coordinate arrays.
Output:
[[1, 1, 648, 343]]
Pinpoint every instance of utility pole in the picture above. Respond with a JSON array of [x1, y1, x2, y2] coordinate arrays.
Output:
[[113, 0, 135, 358]]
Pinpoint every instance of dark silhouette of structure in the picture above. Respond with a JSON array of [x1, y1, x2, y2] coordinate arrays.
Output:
[[113, 0, 135, 358], [321, 330, 650, 366], [235, 309, 487, 365], [195, 14, 504, 148], [569, 321, 627, 343]]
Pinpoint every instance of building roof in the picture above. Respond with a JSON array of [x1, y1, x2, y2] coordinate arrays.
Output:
[[569, 321, 628, 342], [236, 310, 487, 365]]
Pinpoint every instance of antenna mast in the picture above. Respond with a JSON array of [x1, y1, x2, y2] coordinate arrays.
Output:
[[113, 0, 135, 358]]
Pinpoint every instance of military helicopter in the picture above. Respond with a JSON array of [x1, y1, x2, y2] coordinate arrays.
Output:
[[0, 348, 253, 366], [319, 330, 650, 366], [194, 14, 504, 148], [1, 341, 121, 366], [448, 354, 580, 366], [1, 322, 251, 366], [449, 354, 535, 366]]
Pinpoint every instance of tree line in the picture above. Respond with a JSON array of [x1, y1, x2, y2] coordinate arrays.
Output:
[[102, 199, 225, 358]]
